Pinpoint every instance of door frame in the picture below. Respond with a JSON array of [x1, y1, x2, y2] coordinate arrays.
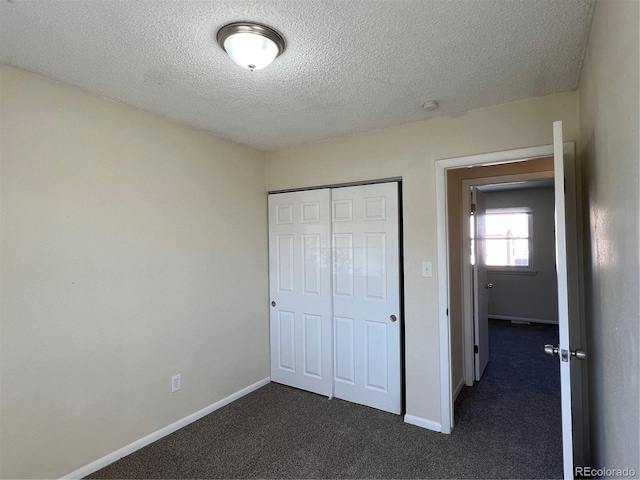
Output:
[[461, 171, 554, 387], [435, 142, 581, 437]]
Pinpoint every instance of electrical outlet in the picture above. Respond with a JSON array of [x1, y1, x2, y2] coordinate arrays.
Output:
[[421, 261, 433, 278], [171, 374, 181, 393]]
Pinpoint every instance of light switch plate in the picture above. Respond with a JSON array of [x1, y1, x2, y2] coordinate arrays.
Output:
[[422, 261, 433, 278]]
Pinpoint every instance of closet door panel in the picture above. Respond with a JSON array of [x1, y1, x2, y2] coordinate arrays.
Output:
[[332, 183, 401, 414], [268, 190, 332, 396]]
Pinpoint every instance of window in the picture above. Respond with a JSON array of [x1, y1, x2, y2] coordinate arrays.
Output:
[[484, 206, 532, 267]]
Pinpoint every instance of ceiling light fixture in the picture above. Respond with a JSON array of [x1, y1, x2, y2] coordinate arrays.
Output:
[[217, 22, 286, 71]]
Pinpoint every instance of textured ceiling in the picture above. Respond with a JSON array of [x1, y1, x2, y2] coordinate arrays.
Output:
[[0, 0, 594, 151]]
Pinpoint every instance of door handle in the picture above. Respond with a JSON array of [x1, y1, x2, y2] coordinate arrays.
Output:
[[390, 314, 397, 322], [485, 283, 493, 289], [572, 349, 587, 360], [544, 344, 586, 361]]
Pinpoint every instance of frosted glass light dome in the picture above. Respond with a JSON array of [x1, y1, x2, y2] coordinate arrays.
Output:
[[217, 23, 286, 71]]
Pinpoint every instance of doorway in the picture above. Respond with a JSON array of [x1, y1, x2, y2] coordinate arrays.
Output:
[[450, 174, 563, 478], [466, 179, 559, 381], [452, 169, 564, 476], [456, 164, 556, 387], [434, 139, 587, 474], [443, 158, 556, 400]]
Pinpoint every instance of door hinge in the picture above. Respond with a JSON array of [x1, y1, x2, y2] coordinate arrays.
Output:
[[474, 344, 479, 354], [471, 203, 476, 214], [446, 308, 449, 316]]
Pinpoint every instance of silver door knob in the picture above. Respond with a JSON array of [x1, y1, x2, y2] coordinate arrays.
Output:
[[544, 344, 586, 360], [390, 314, 397, 322], [485, 283, 493, 289], [572, 349, 587, 360], [271, 301, 276, 307]]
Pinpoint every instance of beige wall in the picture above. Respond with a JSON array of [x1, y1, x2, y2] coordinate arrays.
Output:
[[267, 92, 580, 423], [579, 0, 639, 472], [0, 65, 269, 479]]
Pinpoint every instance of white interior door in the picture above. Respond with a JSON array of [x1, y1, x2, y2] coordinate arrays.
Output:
[[268, 189, 333, 397], [552, 120, 586, 479], [331, 183, 401, 414], [472, 187, 490, 381]]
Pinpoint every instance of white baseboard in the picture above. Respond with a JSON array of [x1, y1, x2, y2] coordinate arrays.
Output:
[[403, 414, 443, 433], [453, 377, 465, 401], [61, 377, 271, 480], [489, 315, 558, 325]]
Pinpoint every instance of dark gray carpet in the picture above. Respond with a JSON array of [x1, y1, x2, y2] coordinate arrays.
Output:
[[88, 320, 562, 479]]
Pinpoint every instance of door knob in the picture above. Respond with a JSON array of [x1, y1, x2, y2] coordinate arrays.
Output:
[[271, 301, 276, 307], [544, 344, 586, 361], [485, 283, 493, 289], [390, 314, 397, 322], [572, 349, 587, 360]]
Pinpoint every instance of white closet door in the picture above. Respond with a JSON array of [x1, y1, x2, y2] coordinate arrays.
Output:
[[332, 183, 401, 414], [268, 189, 333, 396]]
